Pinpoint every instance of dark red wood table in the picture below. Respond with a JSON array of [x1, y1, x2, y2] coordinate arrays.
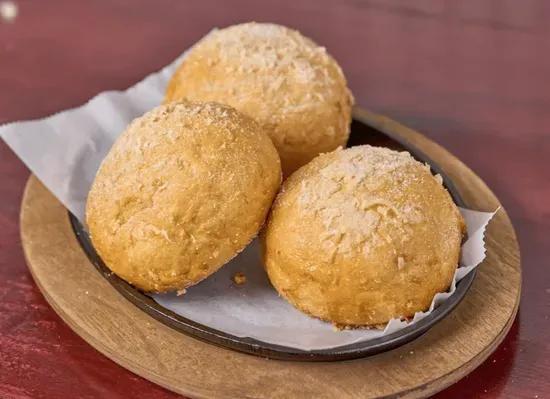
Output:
[[1, 1, 549, 398]]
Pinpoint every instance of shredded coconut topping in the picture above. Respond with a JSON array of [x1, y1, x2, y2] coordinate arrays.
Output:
[[295, 146, 429, 259], [180, 23, 348, 125]]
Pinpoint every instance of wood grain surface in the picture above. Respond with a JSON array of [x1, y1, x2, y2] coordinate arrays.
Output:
[[0, 0, 548, 398], [18, 108, 521, 398]]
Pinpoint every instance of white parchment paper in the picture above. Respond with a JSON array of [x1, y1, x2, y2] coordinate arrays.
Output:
[[153, 209, 495, 350], [0, 31, 496, 351]]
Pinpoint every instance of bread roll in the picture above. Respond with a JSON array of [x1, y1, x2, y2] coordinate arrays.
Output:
[[261, 145, 465, 327], [165, 22, 354, 177], [87, 101, 282, 292]]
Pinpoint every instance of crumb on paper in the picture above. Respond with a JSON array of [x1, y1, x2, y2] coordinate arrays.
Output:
[[176, 288, 187, 296], [332, 324, 354, 332], [232, 272, 246, 285], [0, 1, 18, 23]]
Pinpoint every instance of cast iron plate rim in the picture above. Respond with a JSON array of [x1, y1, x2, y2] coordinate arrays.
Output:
[[70, 110, 474, 362]]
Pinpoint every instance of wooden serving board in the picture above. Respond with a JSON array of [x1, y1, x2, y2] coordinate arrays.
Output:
[[20, 109, 521, 399]]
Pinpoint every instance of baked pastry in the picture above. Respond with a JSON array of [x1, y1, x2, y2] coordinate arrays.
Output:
[[87, 101, 282, 292], [261, 145, 466, 327], [164, 22, 354, 177]]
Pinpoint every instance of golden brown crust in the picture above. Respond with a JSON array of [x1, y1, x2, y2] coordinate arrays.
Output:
[[86, 101, 282, 292], [260, 145, 466, 326], [164, 22, 354, 177]]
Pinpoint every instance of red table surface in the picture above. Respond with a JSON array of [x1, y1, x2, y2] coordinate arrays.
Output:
[[0, 1, 549, 398]]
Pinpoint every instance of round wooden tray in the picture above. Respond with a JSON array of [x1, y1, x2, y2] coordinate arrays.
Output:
[[20, 109, 521, 398]]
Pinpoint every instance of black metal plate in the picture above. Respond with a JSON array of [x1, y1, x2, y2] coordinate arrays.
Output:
[[70, 111, 473, 362]]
